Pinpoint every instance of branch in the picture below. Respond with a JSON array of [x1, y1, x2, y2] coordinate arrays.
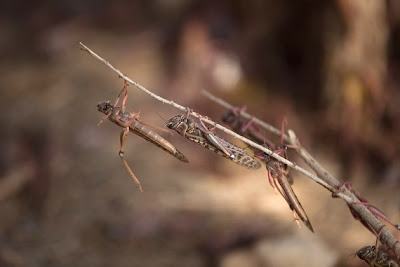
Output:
[[202, 91, 341, 184], [202, 90, 400, 255], [79, 42, 399, 256]]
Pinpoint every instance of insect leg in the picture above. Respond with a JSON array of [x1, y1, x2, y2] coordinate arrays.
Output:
[[352, 202, 400, 230], [120, 80, 129, 110], [98, 110, 113, 126], [183, 107, 192, 122], [98, 81, 129, 126], [267, 168, 279, 193], [240, 117, 255, 132], [198, 117, 236, 159], [183, 107, 233, 158], [375, 225, 386, 249], [339, 182, 400, 231], [292, 210, 301, 229], [279, 116, 288, 147], [231, 105, 247, 116], [204, 132, 236, 159], [119, 127, 143, 192]]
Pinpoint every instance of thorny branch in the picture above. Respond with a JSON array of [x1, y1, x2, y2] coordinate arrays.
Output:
[[79, 42, 400, 255], [202, 90, 400, 256]]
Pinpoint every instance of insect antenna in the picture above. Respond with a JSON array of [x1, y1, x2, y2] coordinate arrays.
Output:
[[154, 112, 174, 136]]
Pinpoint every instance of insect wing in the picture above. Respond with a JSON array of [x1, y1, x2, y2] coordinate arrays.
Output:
[[215, 137, 261, 170]]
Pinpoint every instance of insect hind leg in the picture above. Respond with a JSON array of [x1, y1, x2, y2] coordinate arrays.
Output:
[[198, 115, 236, 159], [119, 127, 143, 192]]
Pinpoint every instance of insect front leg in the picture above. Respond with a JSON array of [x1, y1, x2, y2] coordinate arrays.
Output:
[[98, 109, 114, 126], [119, 126, 143, 192], [231, 105, 256, 132], [98, 80, 129, 126], [173, 117, 189, 137], [120, 80, 129, 111]]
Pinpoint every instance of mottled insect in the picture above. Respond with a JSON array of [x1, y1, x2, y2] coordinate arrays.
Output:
[[97, 81, 188, 192], [222, 108, 314, 232], [357, 245, 399, 267], [166, 113, 261, 170]]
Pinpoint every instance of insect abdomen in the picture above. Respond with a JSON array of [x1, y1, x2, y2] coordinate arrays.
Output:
[[130, 121, 189, 163]]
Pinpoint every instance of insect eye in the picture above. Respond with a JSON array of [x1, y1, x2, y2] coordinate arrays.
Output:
[[104, 102, 112, 110]]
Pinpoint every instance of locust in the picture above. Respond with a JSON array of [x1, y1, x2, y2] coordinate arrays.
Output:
[[97, 81, 188, 192], [166, 111, 261, 170], [357, 245, 399, 267], [222, 107, 314, 232]]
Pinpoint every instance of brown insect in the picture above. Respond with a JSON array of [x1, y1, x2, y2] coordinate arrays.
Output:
[[357, 245, 399, 267], [97, 81, 188, 192], [166, 111, 261, 170], [222, 108, 314, 232]]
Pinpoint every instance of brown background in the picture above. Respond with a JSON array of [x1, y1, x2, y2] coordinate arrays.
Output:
[[0, 1, 400, 266]]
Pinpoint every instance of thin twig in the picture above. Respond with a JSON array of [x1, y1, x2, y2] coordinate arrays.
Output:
[[202, 90, 400, 255]]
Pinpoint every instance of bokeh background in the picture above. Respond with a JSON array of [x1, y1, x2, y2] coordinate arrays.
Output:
[[1, 1, 400, 266]]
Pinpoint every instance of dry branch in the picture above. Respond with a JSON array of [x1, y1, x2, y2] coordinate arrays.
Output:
[[202, 90, 400, 255], [79, 42, 400, 255]]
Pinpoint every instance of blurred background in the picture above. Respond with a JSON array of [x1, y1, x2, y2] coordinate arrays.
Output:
[[0, 0, 400, 266]]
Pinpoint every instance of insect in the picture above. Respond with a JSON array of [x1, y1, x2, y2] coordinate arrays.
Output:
[[97, 81, 189, 192], [222, 107, 275, 149], [222, 108, 314, 232], [166, 111, 261, 170], [357, 245, 399, 267]]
